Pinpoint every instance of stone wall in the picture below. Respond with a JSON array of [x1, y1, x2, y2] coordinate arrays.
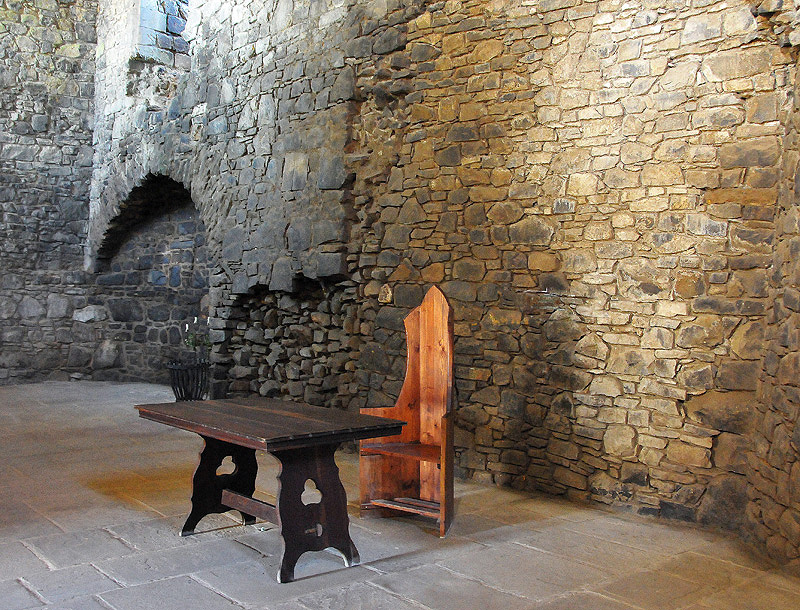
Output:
[[137, 0, 191, 68], [749, 1, 800, 562], [0, 0, 96, 381], [1, 0, 794, 563], [220, 278, 359, 407], [348, 0, 794, 524], [85, 176, 209, 383], [84, 0, 800, 553]]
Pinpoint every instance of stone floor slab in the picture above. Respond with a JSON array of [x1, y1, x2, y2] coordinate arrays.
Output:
[[438, 540, 612, 601], [26, 527, 135, 569], [22, 563, 120, 604], [194, 558, 377, 607], [529, 591, 639, 610], [695, 578, 800, 609], [96, 538, 262, 586], [371, 564, 535, 610], [0, 578, 43, 610], [516, 525, 666, 575], [39, 595, 112, 610], [564, 514, 717, 555], [594, 568, 713, 610], [107, 514, 246, 552], [0, 542, 50, 580], [99, 575, 243, 610], [288, 581, 421, 610], [658, 550, 761, 588], [0, 499, 63, 544]]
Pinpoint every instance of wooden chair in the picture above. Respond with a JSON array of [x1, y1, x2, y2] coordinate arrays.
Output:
[[360, 285, 454, 537]]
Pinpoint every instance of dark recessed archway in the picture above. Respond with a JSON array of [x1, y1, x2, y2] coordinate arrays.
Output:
[[97, 174, 195, 260], [87, 175, 209, 383]]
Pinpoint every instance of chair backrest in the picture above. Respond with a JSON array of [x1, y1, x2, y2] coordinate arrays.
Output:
[[395, 286, 454, 443]]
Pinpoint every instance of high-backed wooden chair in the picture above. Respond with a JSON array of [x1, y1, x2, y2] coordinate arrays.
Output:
[[360, 285, 454, 537]]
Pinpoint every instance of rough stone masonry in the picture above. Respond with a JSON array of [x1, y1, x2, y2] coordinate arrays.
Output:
[[2, 0, 800, 565]]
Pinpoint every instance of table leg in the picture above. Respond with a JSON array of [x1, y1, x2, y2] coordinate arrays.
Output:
[[181, 436, 258, 536], [272, 443, 359, 583]]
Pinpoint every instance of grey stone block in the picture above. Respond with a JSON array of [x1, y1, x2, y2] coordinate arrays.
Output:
[[373, 26, 406, 54], [100, 575, 239, 610], [269, 257, 295, 292], [24, 563, 120, 603], [317, 156, 348, 190]]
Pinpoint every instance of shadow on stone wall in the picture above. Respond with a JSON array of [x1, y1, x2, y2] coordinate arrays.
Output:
[[210, 276, 359, 407]]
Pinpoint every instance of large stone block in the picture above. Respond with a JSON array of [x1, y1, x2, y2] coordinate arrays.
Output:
[[18, 296, 45, 319], [666, 441, 711, 468], [317, 156, 348, 190], [282, 152, 309, 191], [714, 432, 749, 474], [607, 346, 654, 376], [603, 425, 637, 457], [697, 474, 748, 531], [543, 310, 583, 342], [701, 48, 772, 82], [92, 340, 120, 369], [682, 14, 721, 44], [719, 137, 780, 168], [684, 390, 758, 434], [373, 26, 406, 54], [716, 361, 759, 391], [508, 216, 555, 245], [729, 320, 765, 360]]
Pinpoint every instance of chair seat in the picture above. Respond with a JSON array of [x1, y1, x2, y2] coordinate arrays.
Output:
[[368, 497, 441, 519], [360, 441, 441, 463]]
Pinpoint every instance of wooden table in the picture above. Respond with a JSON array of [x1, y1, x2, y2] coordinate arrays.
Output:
[[136, 397, 404, 582]]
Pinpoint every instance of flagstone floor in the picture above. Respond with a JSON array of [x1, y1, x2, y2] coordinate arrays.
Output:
[[1, 381, 798, 609]]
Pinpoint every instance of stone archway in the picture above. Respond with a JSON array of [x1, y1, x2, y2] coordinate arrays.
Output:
[[78, 175, 209, 383]]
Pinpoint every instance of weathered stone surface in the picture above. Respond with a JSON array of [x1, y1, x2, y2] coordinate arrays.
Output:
[[603, 425, 637, 457], [73, 306, 107, 323], [508, 217, 555, 245], [684, 391, 758, 434], [607, 346, 654, 376], [317, 156, 348, 190], [373, 26, 406, 54], [589, 375, 624, 397], [676, 316, 724, 348], [543, 310, 583, 342], [92, 340, 120, 369], [666, 441, 711, 468], [729, 320, 765, 360], [487, 202, 523, 225], [719, 137, 780, 168], [697, 474, 748, 530], [18, 296, 45, 319], [714, 432, 749, 474], [716, 361, 760, 391]]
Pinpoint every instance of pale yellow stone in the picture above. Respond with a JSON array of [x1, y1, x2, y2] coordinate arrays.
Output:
[[666, 441, 711, 468], [471, 39, 504, 62], [603, 425, 637, 457], [642, 163, 683, 185], [439, 97, 459, 122], [583, 221, 612, 241], [566, 173, 600, 196], [528, 252, 559, 271], [591, 376, 625, 398]]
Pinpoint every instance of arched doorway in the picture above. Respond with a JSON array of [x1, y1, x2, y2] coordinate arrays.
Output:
[[82, 175, 209, 382]]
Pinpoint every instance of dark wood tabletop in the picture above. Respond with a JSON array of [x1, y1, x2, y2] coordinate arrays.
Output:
[[136, 397, 405, 451]]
